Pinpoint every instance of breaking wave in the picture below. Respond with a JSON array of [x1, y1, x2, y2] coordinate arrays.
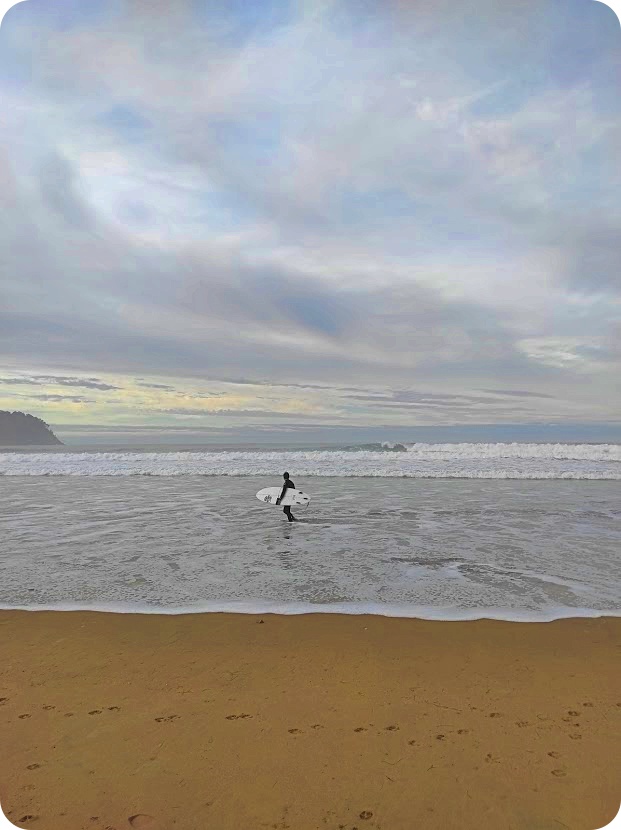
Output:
[[1, 442, 620, 478]]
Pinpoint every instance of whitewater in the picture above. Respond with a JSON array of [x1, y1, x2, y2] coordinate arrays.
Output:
[[1, 442, 620, 478], [1, 464, 619, 621]]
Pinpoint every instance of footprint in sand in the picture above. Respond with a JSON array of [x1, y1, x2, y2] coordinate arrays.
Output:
[[18, 714, 31, 719], [582, 702, 594, 708], [26, 764, 40, 770], [516, 721, 529, 728], [154, 715, 179, 723], [567, 710, 579, 716], [64, 713, 74, 717], [288, 728, 302, 734], [569, 733, 582, 740], [311, 724, 323, 729], [225, 713, 251, 721], [88, 710, 103, 716], [0, 698, 8, 703], [108, 706, 121, 712], [128, 815, 157, 829], [436, 734, 445, 741], [354, 727, 367, 733], [19, 816, 38, 824], [384, 725, 399, 731], [42, 705, 55, 711], [489, 713, 502, 718], [457, 729, 470, 735], [548, 751, 561, 759], [359, 811, 373, 820], [551, 769, 567, 777]]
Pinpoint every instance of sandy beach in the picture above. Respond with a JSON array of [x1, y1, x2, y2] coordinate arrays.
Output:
[[1, 611, 619, 830]]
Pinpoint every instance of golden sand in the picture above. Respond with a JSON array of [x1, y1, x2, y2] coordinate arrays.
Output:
[[1, 611, 619, 830]]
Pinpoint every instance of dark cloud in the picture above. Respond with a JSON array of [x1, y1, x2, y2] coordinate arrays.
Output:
[[153, 408, 338, 419], [188, 376, 367, 393], [347, 390, 502, 404], [28, 393, 94, 403], [480, 388, 558, 399], [0, 375, 120, 391]]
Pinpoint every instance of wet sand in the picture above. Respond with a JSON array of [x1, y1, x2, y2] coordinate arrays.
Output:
[[1, 611, 619, 830]]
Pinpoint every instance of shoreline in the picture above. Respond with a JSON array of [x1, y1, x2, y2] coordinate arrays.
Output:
[[1, 603, 620, 622], [2, 610, 620, 830]]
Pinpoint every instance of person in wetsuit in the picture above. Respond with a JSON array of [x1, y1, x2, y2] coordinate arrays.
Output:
[[276, 471, 297, 522]]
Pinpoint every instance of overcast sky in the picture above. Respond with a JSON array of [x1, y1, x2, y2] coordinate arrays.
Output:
[[1, 0, 620, 442]]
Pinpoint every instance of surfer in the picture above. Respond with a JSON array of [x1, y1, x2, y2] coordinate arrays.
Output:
[[276, 471, 297, 522]]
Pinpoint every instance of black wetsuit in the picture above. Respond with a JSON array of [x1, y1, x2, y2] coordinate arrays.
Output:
[[279, 478, 296, 522]]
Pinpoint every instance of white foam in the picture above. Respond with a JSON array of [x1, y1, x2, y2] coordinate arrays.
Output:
[[0, 599, 619, 623], [1, 443, 620, 478], [2, 473, 619, 622]]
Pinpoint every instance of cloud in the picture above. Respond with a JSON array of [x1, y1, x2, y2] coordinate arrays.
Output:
[[480, 388, 558, 399], [136, 382, 176, 390], [37, 150, 95, 230], [0, 0, 619, 429], [0, 375, 120, 390], [28, 393, 94, 403], [154, 408, 339, 419]]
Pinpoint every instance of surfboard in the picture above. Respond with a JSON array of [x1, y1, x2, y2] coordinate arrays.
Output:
[[256, 487, 311, 507]]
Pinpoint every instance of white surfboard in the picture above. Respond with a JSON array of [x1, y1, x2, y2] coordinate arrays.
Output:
[[256, 487, 311, 507]]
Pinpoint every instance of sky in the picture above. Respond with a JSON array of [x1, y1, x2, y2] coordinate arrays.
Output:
[[1, 0, 620, 443]]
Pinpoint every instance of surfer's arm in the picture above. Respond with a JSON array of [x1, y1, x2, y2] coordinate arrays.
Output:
[[276, 484, 287, 505]]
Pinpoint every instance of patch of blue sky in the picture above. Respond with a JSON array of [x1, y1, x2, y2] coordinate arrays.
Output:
[[97, 105, 152, 144], [553, 155, 617, 215], [539, 0, 619, 88], [189, 188, 261, 234], [275, 287, 352, 338], [448, 32, 541, 91], [468, 76, 546, 118], [12, 0, 109, 32], [464, 6, 618, 118], [0, 43, 30, 89], [116, 200, 152, 228], [210, 116, 283, 169], [332, 186, 505, 258], [333, 187, 417, 227], [327, 0, 394, 42], [423, 1, 574, 92], [190, 0, 294, 46]]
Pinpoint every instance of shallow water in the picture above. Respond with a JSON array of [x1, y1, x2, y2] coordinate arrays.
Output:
[[1, 476, 619, 620]]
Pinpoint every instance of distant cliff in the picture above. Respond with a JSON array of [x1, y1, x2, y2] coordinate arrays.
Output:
[[0, 411, 63, 446]]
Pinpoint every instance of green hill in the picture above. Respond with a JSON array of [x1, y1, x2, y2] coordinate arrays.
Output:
[[0, 411, 63, 446]]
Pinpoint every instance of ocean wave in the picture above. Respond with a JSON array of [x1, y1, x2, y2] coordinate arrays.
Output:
[[0, 443, 620, 478]]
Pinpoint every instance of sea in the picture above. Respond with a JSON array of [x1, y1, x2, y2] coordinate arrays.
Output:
[[1, 441, 620, 622]]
